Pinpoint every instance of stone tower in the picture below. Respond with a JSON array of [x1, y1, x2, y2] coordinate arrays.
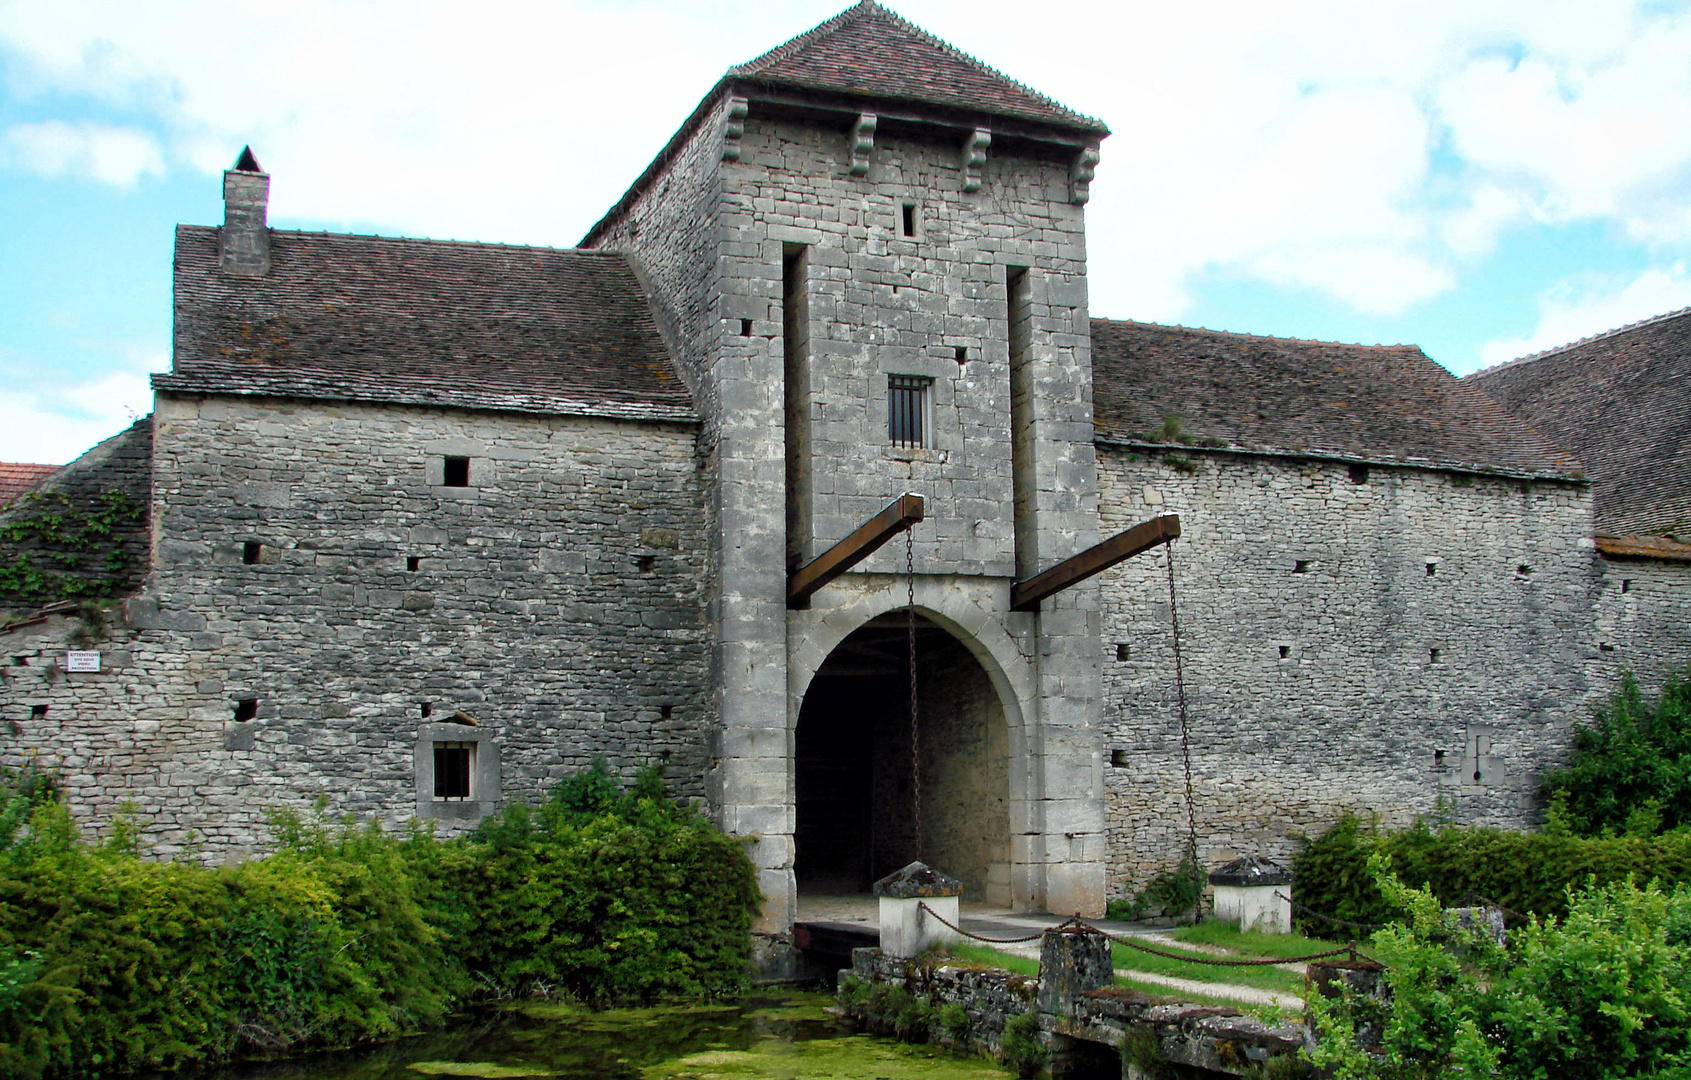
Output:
[[584, 2, 1112, 928]]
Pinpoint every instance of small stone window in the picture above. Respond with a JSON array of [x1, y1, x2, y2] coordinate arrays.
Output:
[[243, 541, 263, 565], [1349, 463, 1370, 484], [29, 704, 46, 719], [1293, 560, 1310, 574], [1622, 579, 1633, 593], [415, 723, 500, 821], [233, 698, 258, 721], [433, 741, 475, 800], [1110, 749, 1130, 768], [1426, 561, 1438, 576], [888, 375, 932, 448], [901, 203, 917, 238], [1430, 647, 1443, 664], [443, 456, 471, 488], [739, 318, 753, 337], [1115, 643, 1131, 661], [953, 345, 968, 363], [407, 556, 421, 572]]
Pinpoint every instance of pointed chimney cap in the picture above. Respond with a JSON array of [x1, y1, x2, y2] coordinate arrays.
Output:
[[232, 146, 264, 174]]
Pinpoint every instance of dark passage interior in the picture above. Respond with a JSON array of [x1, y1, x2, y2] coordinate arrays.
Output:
[[795, 613, 1010, 905]]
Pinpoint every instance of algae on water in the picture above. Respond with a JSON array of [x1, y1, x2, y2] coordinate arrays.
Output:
[[408, 1062, 557, 1078], [644, 1034, 1005, 1080]]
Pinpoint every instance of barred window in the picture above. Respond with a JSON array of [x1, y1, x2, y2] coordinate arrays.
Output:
[[433, 741, 475, 800], [888, 375, 932, 448]]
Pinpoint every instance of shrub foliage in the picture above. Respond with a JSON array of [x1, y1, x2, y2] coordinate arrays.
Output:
[[0, 762, 759, 1080], [1308, 858, 1691, 1079], [1292, 815, 1691, 926], [1540, 666, 1691, 836]]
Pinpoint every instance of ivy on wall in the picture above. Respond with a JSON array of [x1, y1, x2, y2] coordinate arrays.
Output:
[[0, 489, 145, 603]]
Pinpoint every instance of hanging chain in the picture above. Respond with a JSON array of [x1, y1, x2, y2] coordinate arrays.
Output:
[[907, 524, 921, 859], [1164, 537, 1201, 914]]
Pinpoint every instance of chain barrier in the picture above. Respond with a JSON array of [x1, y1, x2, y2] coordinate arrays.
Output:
[[916, 903, 1380, 967], [1163, 538, 1202, 917], [906, 524, 921, 859], [1274, 892, 1392, 934], [916, 902, 1079, 944]]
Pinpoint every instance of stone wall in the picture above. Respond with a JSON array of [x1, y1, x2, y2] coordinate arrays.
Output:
[[0, 395, 709, 857], [1592, 555, 1691, 696], [1095, 445, 1599, 894]]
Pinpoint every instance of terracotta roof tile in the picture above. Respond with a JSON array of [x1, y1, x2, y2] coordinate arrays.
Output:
[[0, 463, 60, 506], [1091, 319, 1581, 479], [729, 1, 1107, 134], [1466, 307, 1691, 538], [158, 226, 695, 422]]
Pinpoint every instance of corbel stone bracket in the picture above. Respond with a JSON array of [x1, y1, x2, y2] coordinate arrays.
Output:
[[850, 112, 878, 176], [960, 127, 991, 193], [722, 95, 749, 162], [1069, 146, 1100, 204]]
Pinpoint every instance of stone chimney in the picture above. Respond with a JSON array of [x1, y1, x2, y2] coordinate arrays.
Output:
[[218, 146, 270, 276]]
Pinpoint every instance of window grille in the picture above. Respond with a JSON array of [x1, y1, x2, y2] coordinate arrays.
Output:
[[434, 741, 474, 800], [888, 375, 931, 448]]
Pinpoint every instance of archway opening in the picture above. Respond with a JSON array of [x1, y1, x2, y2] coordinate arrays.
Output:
[[795, 613, 1010, 906]]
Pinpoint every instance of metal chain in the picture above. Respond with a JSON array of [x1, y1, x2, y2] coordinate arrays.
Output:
[[1274, 892, 1391, 933], [1163, 538, 1201, 917], [916, 903, 1377, 967], [907, 524, 921, 859]]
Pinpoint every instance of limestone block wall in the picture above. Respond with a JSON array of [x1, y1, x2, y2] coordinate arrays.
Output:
[[0, 395, 710, 858], [727, 116, 1093, 578], [1095, 446, 1598, 894], [1592, 556, 1691, 695]]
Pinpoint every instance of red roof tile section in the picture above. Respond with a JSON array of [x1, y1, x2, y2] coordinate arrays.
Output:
[[0, 463, 59, 506], [157, 226, 695, 423], [1466, 307, 1691, 539], [729, 1, 1108, 135], [1091, 319, 1582, 479]]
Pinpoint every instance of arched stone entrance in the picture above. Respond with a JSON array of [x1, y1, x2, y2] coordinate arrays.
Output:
[[794, 612, 1011, 906]]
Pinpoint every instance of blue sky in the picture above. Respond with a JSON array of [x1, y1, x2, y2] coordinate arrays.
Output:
[[2, 0, 1689, 463]]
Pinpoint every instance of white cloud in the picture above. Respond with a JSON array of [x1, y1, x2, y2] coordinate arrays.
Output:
[[0, 350, 163, 464], [0, 0, 1687, 322], [1, 120, 164, 186], [1476, 264, 1691, 369]]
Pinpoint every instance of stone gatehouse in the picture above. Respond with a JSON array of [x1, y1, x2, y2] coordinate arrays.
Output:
[[2, 2, 1687, 932]]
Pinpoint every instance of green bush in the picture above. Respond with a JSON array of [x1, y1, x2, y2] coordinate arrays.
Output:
[[1291, 815, 1691, 925], [1307, 858, 1691, 1079], [455, 763, 761, 1002], [1000, 1010, 1048, 1078], [1541, 666, 1691, 836], [0, 762, 760, 1080]]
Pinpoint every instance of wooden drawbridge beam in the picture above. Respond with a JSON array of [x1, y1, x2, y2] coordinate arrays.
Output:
[[1011, 514, 1181, 612], [788, 493, 926, 609]]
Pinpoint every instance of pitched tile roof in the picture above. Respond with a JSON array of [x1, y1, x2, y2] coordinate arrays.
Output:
[[157, 226, 695, 423], [728, 1, 1108, 135], [1090, 319, 1582, 479], [1466, 307, 1691, 539], [0, 463, 60, 506]]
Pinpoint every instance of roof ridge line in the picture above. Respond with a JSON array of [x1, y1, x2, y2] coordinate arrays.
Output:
[[1092, 315, 1419, 353], [179, 222, 623, 258], [1468, 304, 1691, 378], [729, 1, 1106, 131]]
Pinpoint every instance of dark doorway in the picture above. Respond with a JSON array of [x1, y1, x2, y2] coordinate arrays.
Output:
[[795, 613, 1010, 903]]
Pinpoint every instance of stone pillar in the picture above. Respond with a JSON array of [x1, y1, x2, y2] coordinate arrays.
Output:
[[1208, 855, 1294, 934], [1036, 926, 1112, 1015], [874, 861, 963, 958]]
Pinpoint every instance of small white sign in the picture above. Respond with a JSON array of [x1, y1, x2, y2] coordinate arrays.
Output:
[[65, 651, 100, 673]]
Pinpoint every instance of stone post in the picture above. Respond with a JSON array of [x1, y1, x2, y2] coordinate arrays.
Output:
[[874, 861, 963, 958], [1036, 926, 1112, 1015], [1208, 855, 1294, 934]]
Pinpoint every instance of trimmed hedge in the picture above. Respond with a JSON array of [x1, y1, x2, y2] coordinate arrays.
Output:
[[0, 763, 760, 1080], [1292, 815, 1691, 926]]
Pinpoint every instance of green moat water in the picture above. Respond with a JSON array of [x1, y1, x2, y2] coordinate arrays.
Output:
[[194, 993, 1007, 1080]]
